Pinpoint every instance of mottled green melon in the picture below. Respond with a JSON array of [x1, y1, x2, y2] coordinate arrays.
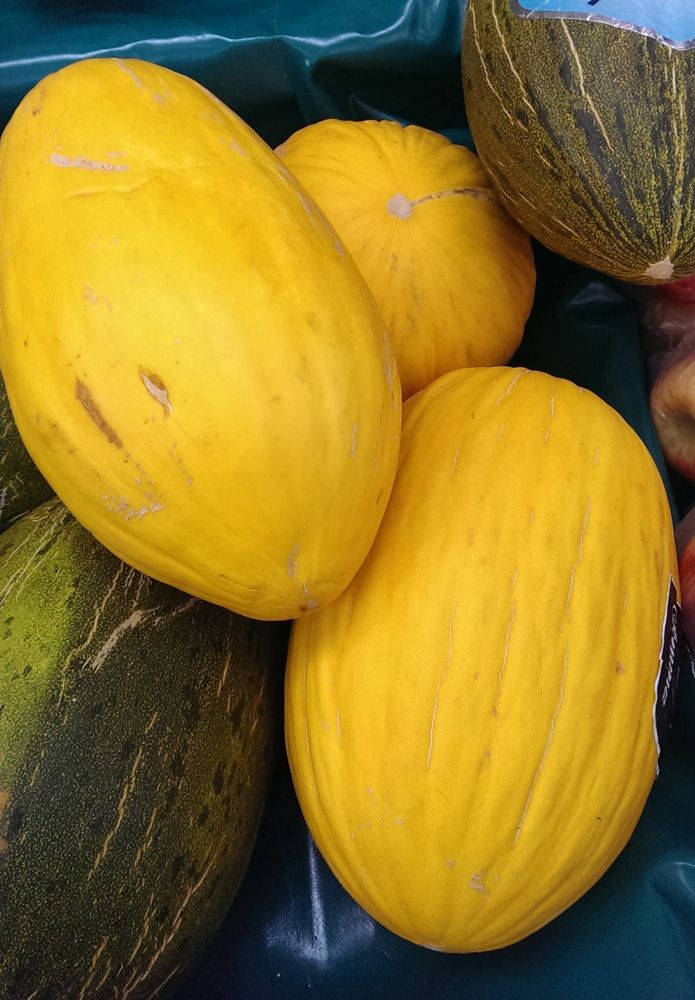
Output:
[[0, 372, 52, 531], [462, 0, 695, 283], [0, 499, 283, 999]]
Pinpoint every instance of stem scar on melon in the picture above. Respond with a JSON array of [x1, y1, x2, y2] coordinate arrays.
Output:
[[644, 256, 675, 281]]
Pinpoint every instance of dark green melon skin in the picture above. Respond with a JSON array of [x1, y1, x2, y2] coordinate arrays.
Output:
[[462, 0, 695, 283], [0, 499, 284, 999], [0, 372, 53, 531]]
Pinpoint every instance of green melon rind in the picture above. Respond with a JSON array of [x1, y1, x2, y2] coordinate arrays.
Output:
[[0, 372, 53, 532], [0, 498, 283, 999], [462, 0, 695, 283]]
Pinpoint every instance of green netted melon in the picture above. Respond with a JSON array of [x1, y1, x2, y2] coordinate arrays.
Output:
[[0, 372, 52, 531], [0, 499, 283, 998], [461, 1, 695, 283]]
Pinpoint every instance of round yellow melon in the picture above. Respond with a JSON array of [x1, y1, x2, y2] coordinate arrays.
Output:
[[0, 58, 402, 621], [276, 119, 536, 398], [285, 366, 679, 951]]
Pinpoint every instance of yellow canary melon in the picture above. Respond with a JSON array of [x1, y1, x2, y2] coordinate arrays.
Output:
[[285, 366, 679, 952], [276, 120, 536, 398], [0, 58, 401, 621]]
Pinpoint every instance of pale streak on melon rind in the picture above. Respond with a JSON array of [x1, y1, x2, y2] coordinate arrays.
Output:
[[133, 804, 159, 871], [151, 596, 196, 627], [90, 609, 152, 674], [469, 0, 515, 126], [88, 746, 146, 879], [0, 503, 67, 605], [565, 498, 591, 616], [287, 543, 301, 579], [560, 20, 614, 153], [92, 957, 113, 996], [120, 840, 223, 999], [77, 935, 110, 1000], [216, 652, 231, 698], [425, 602, 457, 770], [57, 562, 126, 709], [514, 648, 570, 845], [28, 758, 41, 788], [129, 896, 155, 968], [350, 420, 359, 458], [116, 58, 145, 90], [545, 384, 556, 445], [512, 494, 590, 843], [487, 158, 613, 270], [51, 152, 129, 173], [494, 368, 529, 406], [490, 0, 536, 122], [495, 600, 517, 710], [532, 148, 554, 172], [550, 214, 584, 241], [143, 962, 181, 999]]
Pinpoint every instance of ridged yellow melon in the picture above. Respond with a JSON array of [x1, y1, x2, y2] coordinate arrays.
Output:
[[285, 366, 678, 952], [276, 120, 536, 398], [0, 58, 401, 621]]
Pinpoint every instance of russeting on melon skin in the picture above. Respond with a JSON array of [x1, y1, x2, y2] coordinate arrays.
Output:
[[285, 366, 679, 953], [461, 0, 695, 284], [0, 499, 281, 999], [0, 373, 52, 531], [0, 57, 401, 621]]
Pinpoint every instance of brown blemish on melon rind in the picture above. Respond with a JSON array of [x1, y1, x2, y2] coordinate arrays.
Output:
[[74, 379, 123, 448], [413, 186, 498, 205]]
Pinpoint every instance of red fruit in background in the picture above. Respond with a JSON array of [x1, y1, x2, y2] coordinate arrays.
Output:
[[650, 352, 695, 480], [664, 275, 695, 303], [675, 506, 695, 650]]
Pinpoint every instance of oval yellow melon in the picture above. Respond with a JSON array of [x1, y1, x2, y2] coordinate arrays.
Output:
[[285, 366, 678, 951], [0, 58, 402, 620], [276, 120, 536, 398]]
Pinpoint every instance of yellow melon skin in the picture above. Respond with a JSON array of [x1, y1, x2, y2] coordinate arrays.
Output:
[[0, 59, 401, 621], [276, 120, 536, 399], [285, 366, 678, 952]]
